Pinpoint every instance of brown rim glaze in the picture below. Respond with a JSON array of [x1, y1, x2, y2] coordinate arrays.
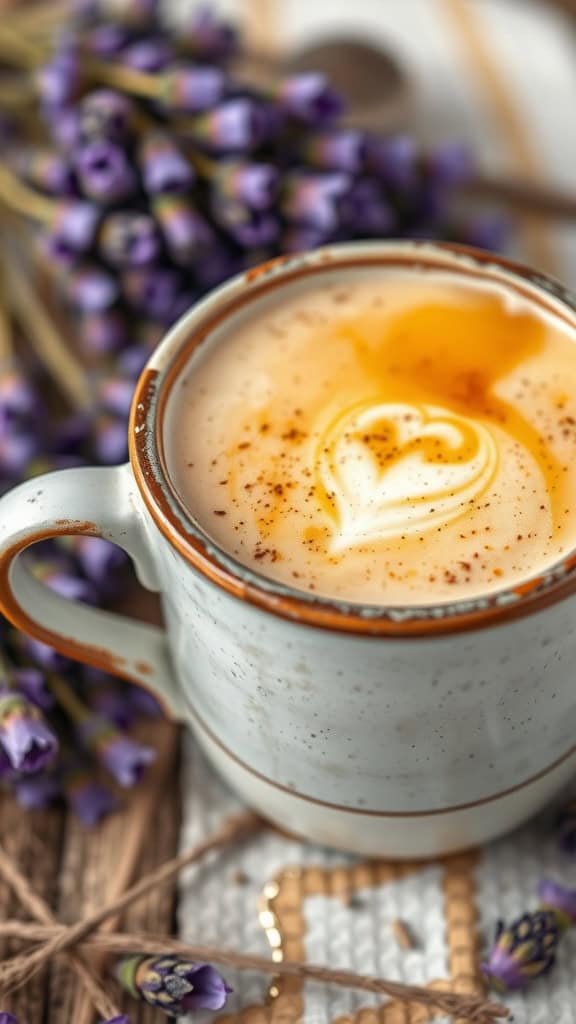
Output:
[[189, 696, 576, 817], [130, 241, 576, 637]]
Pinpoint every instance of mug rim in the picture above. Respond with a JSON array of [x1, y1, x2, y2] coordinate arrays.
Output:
[[129, 239, 576, 637]]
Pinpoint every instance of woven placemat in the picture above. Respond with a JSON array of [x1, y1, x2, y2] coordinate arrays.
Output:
[[178, 736, 576, 1024]]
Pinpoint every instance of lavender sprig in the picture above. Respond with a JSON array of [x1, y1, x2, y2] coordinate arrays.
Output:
[[115, 954, 230, 1015]]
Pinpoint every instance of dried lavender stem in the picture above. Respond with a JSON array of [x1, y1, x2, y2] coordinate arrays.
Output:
[[3, 257, 92, 410], [49, 674, 90, 721], [0, 284, 12, 365], [0, 24, 44, 67], [87, 59, 161, 99], [0, 922, 507, 1021], [0, 849, 120, 1020], [0, 163, 56, 223], [0, 811, 263, 995]]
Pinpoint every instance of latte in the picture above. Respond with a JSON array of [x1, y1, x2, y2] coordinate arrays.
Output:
[[165, 266, 576, 605]]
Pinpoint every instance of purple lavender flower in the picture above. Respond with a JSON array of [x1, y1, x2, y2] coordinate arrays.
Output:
[[281, 224, 331, 253], [298, 129, 364, 173], [153, 195, 215, 264], [100, 212, 161, 267], [139, 134, 195, 195], [339, 178, 395, 235], [100, 1018, 131, 1024], [0, 1013, 19, 1023], [42, 104, 81, 151], [87, 24, 130, 58], [78, 90, 136, 143], [51, 412, 91, 456], [16, 149, 75, 196], [93, 415, 129, 465], [193, 243, 240, 290], [43, 568, 99, 606], [14, 771, 61, 810], [282, 172, 351, 232], [50, 201, 100, 254], [482, 911, 560, 993], [121, 38, 173, 73], [461, 213, 510, 253], [538, 879, 576, 931], [427, 140, 472, 186], [67, 267, 119, 312], [0, 689, 59, 774], [97, 376, 135, 418], [123, 267, 183, 321], [0, 433, 39, 482], [12, 668, 54, 712], [365, 135, 418, 190], [75, 141, 136, 202], [190, 99, 272, 153], [116, 955, 230, 1014], [118, 344, 150, 379], [0, 373, 38, 432], [78, 310, 127, 355], [161, 67, 226, 114], [275, 73, 343, 124], [63, 760, 119, 826], [22, 636, 67, 672], [215, 201, 278, 247], [213, 160, 279, 210], [127, 684, 162, 718], [37, 48, 81, 108], [181, 5, 238, 61], [85, 682, 135, 730], [78, 712, 155, 786]]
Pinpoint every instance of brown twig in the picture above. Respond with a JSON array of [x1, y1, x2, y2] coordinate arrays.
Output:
[[0, 811, 263, 995], [0, 848, 120, 1020], [0, 922, 507, 1022]]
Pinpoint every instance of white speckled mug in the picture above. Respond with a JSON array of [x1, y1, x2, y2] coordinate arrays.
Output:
[[2, 241, 576, 858]]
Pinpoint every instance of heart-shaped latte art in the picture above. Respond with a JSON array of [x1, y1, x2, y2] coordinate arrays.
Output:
[[317, 401, 498, 551]]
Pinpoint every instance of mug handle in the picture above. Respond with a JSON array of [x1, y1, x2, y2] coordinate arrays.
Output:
[[0, 463, 185, 719]]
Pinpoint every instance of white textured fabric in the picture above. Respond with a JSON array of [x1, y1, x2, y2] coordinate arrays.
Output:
[[175, 3, 576, 1022]]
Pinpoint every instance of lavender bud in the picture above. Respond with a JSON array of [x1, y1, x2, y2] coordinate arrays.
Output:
[[87, 24, 130, 58], [66, 267, 119, 312], [160, 67, 226, 114], [118, 344, 150, 379], [93, 414, 129, 465], [274, 73, 343, 124], [100, 212, 161, 267], [22, 636, 67, 673], [139, 134, 195, 195], [97, 376, 134, 418], [86, 682, 135, 730], [538, 879, 576, 931], [0, 1012, 19, 1023], [78, 90, 136, 143], [127, 684, 162, 718], [12, 668, 54, 711], [213, 160, 279, 210], [0, 689, 59, 774], [297, 129, 364, 173], [282, 171, 351, 231], [73, 535, 129, 587], [427, 140, 472, 186], [0, 433, 40, 481], [215, 200, 278, 247], [193, 243, 240, 290], [123, 267, 183, 321], [42, 567, 99, 606], [79, 310, 128, 355], [76, 141, 136, 202], [190, 99, 272, 153], [50, 200, 100, 253], [339, 178, 395, 235], [281, 224, 331, 253], [51, 412, 91, 457], [116, 955, 230, 1014], [42, 104, 81, 151], [37, 50, 81, 108], [181, 5, 238, 61], [365, 135, 418, 190], [460, 213, 510, 253], [153, 194, 214, 264], [16, 149, 75, 196], [482, 911, 560, 993], [63, 759, 118, 826], [0, 373, 38, 431], [78, 713, 155, 787], [14, 771, 60, 810], [100, 1018, 131, 1024], [121, 38, 173, 72]]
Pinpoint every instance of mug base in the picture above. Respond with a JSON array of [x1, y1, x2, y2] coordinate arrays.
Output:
[[191, 715, 576, 858]]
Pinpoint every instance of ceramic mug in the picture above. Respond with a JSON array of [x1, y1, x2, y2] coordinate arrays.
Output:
[[2, 241, 576, 859]]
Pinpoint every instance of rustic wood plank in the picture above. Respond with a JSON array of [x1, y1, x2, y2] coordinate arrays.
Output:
[[48, 720, 180, 1024], [0, 793, 64, 1023]]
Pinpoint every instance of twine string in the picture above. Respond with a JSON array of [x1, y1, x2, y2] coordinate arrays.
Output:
[[0, 921, 507, 1021], [0, 844, 119, 1019], [0, 811, 262, 995]]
